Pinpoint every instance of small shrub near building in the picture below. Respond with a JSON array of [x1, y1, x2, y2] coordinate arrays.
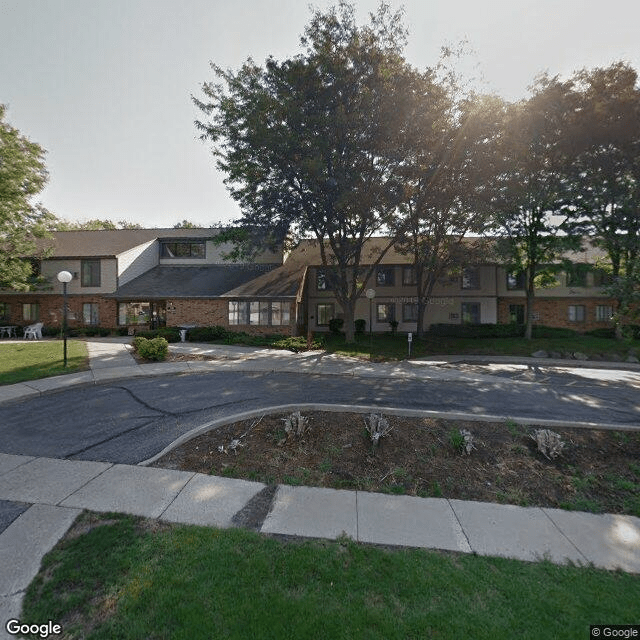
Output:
[[132, 336, 168, 361]]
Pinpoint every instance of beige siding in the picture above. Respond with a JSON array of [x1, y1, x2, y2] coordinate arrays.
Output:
[[41, 258, 117, 294], [118, 240, 159, 286], [495, 267, 610, 298]]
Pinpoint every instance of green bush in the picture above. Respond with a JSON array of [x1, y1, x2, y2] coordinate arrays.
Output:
[[531, 326, 578, 339], [186, 326, 229, 342], [329, 318, 344, 334], [132, 336, 168, 361], [584, 327, 616, 339], [428, 323, 525, 338], [135, 327, 181, 342], [354, 319, 366, 334], [270, 335, 324, 352]]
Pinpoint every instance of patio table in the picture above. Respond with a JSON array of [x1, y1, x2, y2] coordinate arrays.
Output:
[[0, 326, 17, 338]]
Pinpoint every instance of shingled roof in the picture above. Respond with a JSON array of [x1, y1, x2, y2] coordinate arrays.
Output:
[[111, 264, 279, 299]]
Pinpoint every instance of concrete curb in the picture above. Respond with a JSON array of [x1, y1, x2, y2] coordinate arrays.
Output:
[[137, 402, 640, 467]]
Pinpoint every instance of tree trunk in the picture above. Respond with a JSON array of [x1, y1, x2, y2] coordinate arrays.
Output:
[[342, 300, 356, 343], [525, 269, 535, 340]]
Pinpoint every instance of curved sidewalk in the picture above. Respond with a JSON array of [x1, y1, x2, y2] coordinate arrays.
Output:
[[2, 337, 640, 408]]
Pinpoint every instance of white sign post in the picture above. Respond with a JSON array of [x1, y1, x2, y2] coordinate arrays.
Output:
[[407, 332, 412, 358]]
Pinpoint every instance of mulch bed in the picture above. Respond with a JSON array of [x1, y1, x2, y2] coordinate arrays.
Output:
[[151, 411, 640, 516]]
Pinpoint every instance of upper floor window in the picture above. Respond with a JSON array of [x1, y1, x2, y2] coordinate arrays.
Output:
[[506, 271, 525, 290], [316, 268, 338, 291], [566, 265, 589, 288], [376, 266, 395, 287], [461, 267, 480, 290], [160, 241, 205, 258], [81, 260, 101, 287], [402, 266, 416, 286]]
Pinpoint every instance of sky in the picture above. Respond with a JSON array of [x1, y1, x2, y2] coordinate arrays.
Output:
[[1, 0, 639, 229]]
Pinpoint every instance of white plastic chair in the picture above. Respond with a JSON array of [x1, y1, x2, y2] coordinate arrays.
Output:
[[23, 322, 43, 340]]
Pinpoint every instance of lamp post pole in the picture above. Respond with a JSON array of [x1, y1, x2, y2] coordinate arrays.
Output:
[[57, 271, 72, 367], [365, 288, 376, 357]]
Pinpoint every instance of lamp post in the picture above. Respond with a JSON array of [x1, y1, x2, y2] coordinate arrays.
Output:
[[57, 271, 72, 367], [365, 288, 375, 356]]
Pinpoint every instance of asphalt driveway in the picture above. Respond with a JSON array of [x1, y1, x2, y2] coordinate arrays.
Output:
[[0, 368, 638, 464]]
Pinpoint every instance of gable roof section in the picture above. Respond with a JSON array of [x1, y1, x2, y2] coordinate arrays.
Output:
[[110, 264, 279, 299], [37, 228, 224, 258]]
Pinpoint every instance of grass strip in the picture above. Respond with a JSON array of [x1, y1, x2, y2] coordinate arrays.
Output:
[[20, 512, 640, 640], [0, 340, 88, 385]]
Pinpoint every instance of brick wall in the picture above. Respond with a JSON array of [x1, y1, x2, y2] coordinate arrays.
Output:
[[498, 296, 618, 331], [0, 295, 119, 328], [167, 299, 228, 327], [167, 299, 295, 336]]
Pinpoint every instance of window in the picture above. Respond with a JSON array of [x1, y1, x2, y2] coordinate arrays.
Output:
[[229, 301, 291, 326], [160, 242, 205, 258], [81, 260, 101, 287], [506, 271, 525, 290], [403, 303, 418, 322], [592, 269, 613, 287], [376, 266, 395, 287], [316, 303, 334, 326], [118, 302, 150, 325], [228, 301, 249, 325], [0, 302, 10, 322], [271, 301, 290, 326], [250, 301, 270, 325], [22, 303, 40, 322], [83, 303, 99, 325], [402, 266, 417, 286], [568, 305, 585, 322], [376, 303, 395, 322], [508, 304, 525, 324], [596, 305, 613, 322], [461, 302, 480, 324], [461, 267, 480, 290], [566, 265, 588, 287], [316, 268, 338, 291]]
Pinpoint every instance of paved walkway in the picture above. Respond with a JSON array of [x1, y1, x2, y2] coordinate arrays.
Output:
[[1, 338, 640, 635]]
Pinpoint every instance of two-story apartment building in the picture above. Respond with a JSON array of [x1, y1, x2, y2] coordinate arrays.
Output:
[[0, 229, 618, 336]]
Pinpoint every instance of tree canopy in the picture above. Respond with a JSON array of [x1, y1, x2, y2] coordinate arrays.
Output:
[[0, 105, 54, 290], [195, 1, 414, 340]]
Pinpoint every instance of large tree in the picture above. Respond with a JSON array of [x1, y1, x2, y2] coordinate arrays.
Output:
[[0, 105, 54, 289], [194, 2, 413, 341], [488, 76, 580, 339], [565, 62, 640, 337], [394, 77, 504, 338]]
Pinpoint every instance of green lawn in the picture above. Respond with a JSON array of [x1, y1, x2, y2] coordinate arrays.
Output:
[[0, 339, 89, 385], [20, 513, 640, 640], [322, 332, 639, 361]]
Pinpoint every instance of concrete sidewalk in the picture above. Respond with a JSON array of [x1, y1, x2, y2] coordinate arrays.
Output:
[[2, 339, 640, 634], [1, 451, 639, 636]]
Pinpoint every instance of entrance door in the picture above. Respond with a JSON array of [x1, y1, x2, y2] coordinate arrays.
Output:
[[150, 301, 166, 329]]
